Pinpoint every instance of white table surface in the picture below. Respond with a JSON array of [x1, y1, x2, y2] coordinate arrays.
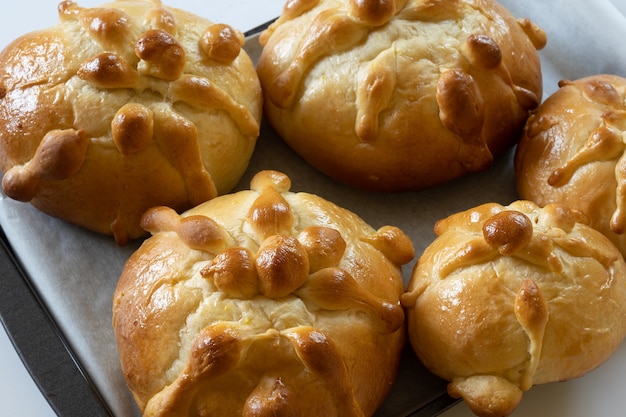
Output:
[[1, 1, 625, 417]]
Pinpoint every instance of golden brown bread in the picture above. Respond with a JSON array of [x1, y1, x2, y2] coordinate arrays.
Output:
[[401, 200, 626, 417], [0, 0, 262, 244], [515, 74, 626, 256], [256, 0, 546, 191], [112, 170, 414, 417]]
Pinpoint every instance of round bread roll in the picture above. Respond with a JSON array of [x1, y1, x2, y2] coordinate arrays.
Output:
[[515, 74, 626, 256], [112, 170, 414, 417], [256, 0, 546, 191], [401, 200, 626, 417], [0, 0, 262, 245]]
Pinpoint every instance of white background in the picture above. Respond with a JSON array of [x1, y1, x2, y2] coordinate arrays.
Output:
[[1, 1, 626, 417]]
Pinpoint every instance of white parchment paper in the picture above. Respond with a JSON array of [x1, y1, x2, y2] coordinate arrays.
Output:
[[1, 1, 625, 416]]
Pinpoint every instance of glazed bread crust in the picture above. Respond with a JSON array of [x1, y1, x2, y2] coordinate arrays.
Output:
[[515, 74, 626, 256], [113, 170, 414, 417], [402, 200, 626, 417], [0, 0, 262, 244], [257, 0, 545, 191]]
